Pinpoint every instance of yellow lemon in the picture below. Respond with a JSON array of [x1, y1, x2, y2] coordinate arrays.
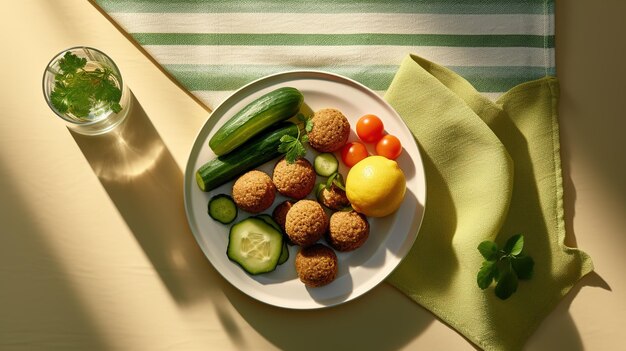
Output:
[[345, 156, 406, 217]]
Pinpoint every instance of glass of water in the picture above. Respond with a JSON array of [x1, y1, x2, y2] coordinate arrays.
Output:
[[42, 47, 131, 135]]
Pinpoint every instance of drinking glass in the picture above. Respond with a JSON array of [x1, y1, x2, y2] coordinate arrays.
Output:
[[42, 47, 131, 135]]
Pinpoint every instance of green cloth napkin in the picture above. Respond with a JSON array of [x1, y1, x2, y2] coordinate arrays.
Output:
[[385, 54, 593, 351]]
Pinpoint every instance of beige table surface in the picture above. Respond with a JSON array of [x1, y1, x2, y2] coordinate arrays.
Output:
[[1, 1, 625, 350]]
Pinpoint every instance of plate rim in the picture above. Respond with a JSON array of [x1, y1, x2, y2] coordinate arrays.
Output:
[[183, 69, 427, 309]]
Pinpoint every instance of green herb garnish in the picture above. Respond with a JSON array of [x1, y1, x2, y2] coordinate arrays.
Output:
[[325, 172, 345, 191], [298, 112, 314, 133], [278, 113, 313, 163], [477, 234, 534, 300], [340, 205, 354, 212], [50, 52, 122, 119], [278, 132, 306, 163]]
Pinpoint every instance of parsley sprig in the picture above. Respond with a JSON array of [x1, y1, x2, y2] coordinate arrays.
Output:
[[278, 113, 313, 163], [477, 234, 534, 300], [49, 52, 122, 119]]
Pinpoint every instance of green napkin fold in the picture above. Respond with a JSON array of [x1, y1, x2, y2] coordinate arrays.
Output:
[[385, 55, 593, 351]]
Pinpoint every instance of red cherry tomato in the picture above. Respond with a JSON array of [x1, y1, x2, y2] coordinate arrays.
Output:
[[375, 135, 402, 160], [341, 142, 369, 167], [356, 114, 385, 143]]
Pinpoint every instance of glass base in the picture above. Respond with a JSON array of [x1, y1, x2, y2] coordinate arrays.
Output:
[[67, 89, 132, 136]]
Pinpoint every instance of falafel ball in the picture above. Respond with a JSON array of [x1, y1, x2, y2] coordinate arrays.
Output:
[[295, 244, 338, 287], [272, 200, 294, 231], [272, 158, 316, 199], [319, 184, 350, 210], [231, 170, 275, 213], [285, 200, 328, 247], [308, 108, 350, 152], [327, 211, 369, 251]]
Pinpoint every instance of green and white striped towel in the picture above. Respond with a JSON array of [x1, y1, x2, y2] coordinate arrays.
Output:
[[93, 0, 555, 110]]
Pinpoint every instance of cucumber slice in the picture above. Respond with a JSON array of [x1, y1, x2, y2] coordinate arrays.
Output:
[[227, 217, 283, 275], [314, 153, 339, 177], [255, 214, 289, 264], [208, 194, 237, 224], [278, 241, 289, 265], [255, 214, 281, 232]]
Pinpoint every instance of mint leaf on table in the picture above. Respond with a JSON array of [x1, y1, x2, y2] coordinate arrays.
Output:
[[495, 271, 519, 300], [476, 234, 533, 300], [50, 52, 123, 119], [478, 241, 499, 261], [503, 234, 524, 256], [512, 255, 535, 280], [477, 260, 497, 289]]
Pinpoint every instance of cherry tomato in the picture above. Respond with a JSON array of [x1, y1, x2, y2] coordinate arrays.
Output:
[[341, 142, 369, 167], [356, 114, 385, 143], [375, 135, 402, 160]]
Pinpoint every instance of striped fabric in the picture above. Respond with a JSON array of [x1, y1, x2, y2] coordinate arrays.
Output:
[[94, 0, 555, 110]]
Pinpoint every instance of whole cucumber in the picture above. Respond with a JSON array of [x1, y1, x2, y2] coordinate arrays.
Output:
[[196, 122, 299, 192], [209, 87, 303, 156]]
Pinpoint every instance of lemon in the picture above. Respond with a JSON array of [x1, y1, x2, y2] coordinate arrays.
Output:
[[345, 156, 406, 217]]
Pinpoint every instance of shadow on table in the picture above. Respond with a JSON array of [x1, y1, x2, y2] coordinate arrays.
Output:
[[225, 281, 434, 351], [70, 92, 219, 307], [556, 0, 626, 212], [0, 163, 110, 350], [526, 271, 610, 350]]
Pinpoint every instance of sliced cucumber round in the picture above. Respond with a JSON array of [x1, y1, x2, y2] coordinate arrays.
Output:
[[255, 214, 289, 265], [314, 153, 339, 177], [255, 214, 281, 232], [278, 241, 289, 265], [208, 194, 237, 224], [227, 217, 283, 275]]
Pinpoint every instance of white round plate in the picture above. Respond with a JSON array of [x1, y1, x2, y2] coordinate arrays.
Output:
[[184, 71, 426, 309]]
